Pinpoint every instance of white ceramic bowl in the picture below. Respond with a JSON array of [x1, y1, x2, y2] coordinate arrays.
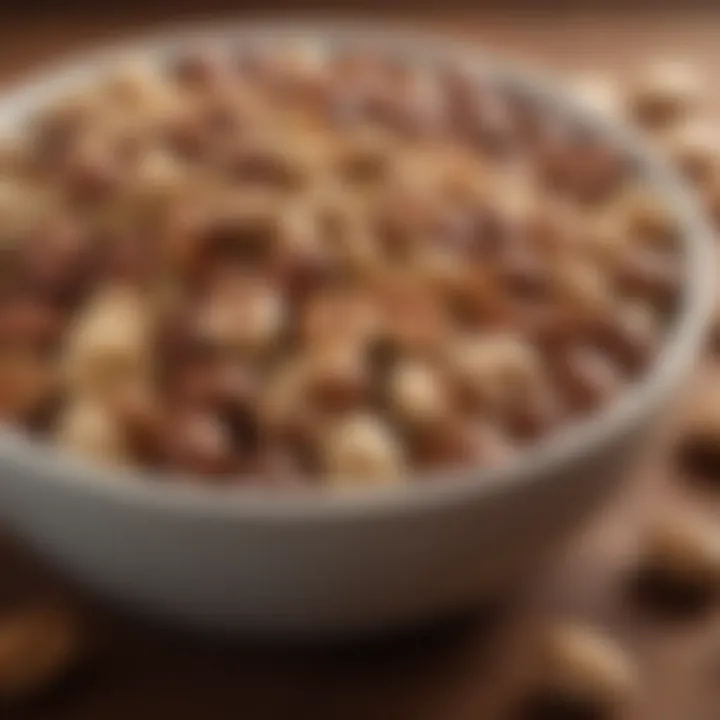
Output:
[[0, 23, 713, 639]]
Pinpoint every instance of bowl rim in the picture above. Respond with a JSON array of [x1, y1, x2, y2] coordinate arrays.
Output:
[[0, 19, 714, 522]]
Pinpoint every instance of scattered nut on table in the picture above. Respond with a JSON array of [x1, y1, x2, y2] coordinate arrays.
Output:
[[637, 510, 720, 598], [675, 383, 720, 482], [661, 119, 720, 186], [628, 59, 703, 128], [0, 606, 82, 701], [521, 621, 638, 718]]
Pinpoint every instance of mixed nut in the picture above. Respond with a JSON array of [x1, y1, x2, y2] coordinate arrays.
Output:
[[0, 45, 685, 486]]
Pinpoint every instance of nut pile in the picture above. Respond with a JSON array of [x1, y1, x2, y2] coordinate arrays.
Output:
[[0, 45, 684, 486]]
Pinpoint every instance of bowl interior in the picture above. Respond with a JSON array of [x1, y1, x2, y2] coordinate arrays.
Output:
[[0, 22, 713, 519]]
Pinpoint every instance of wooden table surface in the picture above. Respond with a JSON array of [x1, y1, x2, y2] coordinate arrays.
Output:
[[1, 10, 720, 720]]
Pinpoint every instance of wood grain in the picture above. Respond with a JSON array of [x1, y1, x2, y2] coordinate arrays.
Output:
[[0, 11, 719, 720]]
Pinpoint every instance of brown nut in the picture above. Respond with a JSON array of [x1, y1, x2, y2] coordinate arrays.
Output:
[[55, 398, 128, 465], [614, 246, 680, 309], [63, 286, 149, 399], [323, 413, 406, 485], [225, 139, 312, 191], [164, 411, 236, 477], [663, 120, 720, 186], [413, 416, 511, 471], [553, 258, 614, 314], [531, 622, 638, 714], [0, 606, 82, 701], [619, 186, 679, 247], [638, 510, 720, 595], [132, 148, 188, 206], [20, 218, 88, 305], [109, 383, 166, 465], [64, 135, 122, 204], [0, 349, 57, 424], [388, 360, 449, 429], [629, 59, 702, 128], [0, 298, 62, 354], [675, 385, 720, 482], [306, 342, 369, 414], [301, 289, 378, 350], [553, 345, 622, 414], [258, 361, 323, 449], [449, 334, 542, 414], [596, 302, 659, 374], [196, 276, 284, 355]]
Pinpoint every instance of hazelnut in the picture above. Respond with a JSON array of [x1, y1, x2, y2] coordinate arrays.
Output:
[[553, 258, 613, 314], [531, 622, 637, 713], [638, 510, 720, 596], [583, 206, 631, 269], [554, 345, 622, 413], [449, 334, 542, 414], [55, 399, 127, 465], [0, 606, 82, 700], [164, 411, 236, 477], [196, 276, 284, 355], [100, 58, 176, 115], [64, 134, 122, 203], [258, 361, 320, 447], [21, 218, 88, 305], [334, 129, 393, 185], [663, 120, 720, 185], [414, 416, 511, 470], [63, 286, 149, 399], [226, 139, 312, 191], [619, 186, 679, 246], [0, 298, 62, 353], [301, 289, 378, 350], [377, 280, 449, 354], [675, 384, 720, 483], [388, 360, 449, 428], [615, 246, 680, 307], [170, 49, 226, 92], [629, 59, 702, 128], [132, 148, 188, 205], [109, 383, 166, 465], [597, 301, 659, 373], [306, 342, 368, 413], [323, 413, 406, 485]]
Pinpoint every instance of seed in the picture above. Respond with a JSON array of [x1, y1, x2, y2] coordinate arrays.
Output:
[[0, 606, 82, 701]]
